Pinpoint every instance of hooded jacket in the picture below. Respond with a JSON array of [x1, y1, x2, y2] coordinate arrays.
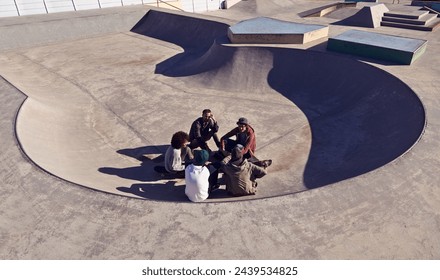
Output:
[[221, 158, 267, 196]]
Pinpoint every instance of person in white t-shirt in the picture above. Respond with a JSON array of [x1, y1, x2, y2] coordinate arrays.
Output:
[[164, 131, 193, 176], [185, 149, 211, 202]]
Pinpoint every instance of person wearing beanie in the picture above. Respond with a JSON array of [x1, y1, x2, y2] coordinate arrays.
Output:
[[220, 117, 256, 159], [185, 149, 212, 202], [221, 144, 267, 196]]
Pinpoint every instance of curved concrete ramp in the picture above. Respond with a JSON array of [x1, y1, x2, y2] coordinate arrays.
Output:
[[131, 10, 232, 76], [131, 10, 230, 52], [135, 11, 425, 189], [1, 10, 425, 202], [156, 42, 426, 189]]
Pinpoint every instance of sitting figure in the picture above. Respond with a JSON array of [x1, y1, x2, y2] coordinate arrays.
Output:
[[221, 145, 268, 196], [220, 117, 271, 168], [185, 149, 212, 202], [220, 117, 256, 159], [188, 109, 220, 152], [163, 131, 193, 177]]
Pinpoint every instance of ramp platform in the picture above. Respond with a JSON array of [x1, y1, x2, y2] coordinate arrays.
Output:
[[228, 17, 328, 44], [327, 29, 427, 64]]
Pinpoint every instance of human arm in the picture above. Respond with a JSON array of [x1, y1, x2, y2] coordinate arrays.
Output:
[[220, 128, 237, 150], [191, 119, 203, 140], [250, 163, 267, 180], [210, 116, 219, 133], [241, 129, 256, 156]]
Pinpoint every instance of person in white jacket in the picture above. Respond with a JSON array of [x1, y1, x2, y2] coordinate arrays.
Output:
[[185, 149, 211, 202]]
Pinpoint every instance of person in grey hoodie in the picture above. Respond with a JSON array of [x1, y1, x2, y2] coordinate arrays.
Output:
[[221, 144, 267, 196]]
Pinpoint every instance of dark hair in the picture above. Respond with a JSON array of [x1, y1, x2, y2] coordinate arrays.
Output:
[[171, 131, 189, 149], [202, 109, 211, 115]]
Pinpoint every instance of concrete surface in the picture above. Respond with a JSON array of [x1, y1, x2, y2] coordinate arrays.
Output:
[[0, 0, 440, 259], [327, 29, 427, 64], [334, 3, 389, 28], [228, 17, 329, 43]]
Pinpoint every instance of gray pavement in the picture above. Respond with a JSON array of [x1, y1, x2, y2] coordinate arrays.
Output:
[[1, 0, 440, 259]]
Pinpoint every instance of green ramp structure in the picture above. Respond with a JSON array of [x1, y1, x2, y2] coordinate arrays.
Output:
[[327, 29, 427, 65]]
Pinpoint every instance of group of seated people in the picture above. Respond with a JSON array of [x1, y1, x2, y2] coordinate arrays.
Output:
[[159, 109, 272, 202]]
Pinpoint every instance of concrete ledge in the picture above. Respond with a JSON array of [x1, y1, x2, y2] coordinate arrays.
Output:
[[327, 29, 427, 65], [299, 2, 357, 17], [337, 3, 389, 28], [223, 0, 242, 9], [228, 17, 328, 44]]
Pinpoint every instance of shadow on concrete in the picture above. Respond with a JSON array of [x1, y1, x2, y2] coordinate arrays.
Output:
[[130, 10, 426, 190], [98, 145, 169, 182], [100, 144, 241, 201], [117, 144, 167, 162], [117, 182, 188, 202], [99, 145, 236, 201], [267, 48, 425, 188], [308, 42, 402, 66], [130, 10, 231, 76], [99, 164, 158, 182], [117, 183, 231, 201]]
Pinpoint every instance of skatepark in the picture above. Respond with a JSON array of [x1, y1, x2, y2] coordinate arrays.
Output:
[[1, 0, 439, 259]]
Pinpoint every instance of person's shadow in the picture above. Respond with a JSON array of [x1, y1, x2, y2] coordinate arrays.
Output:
[[99, 145, 190, 201], [99, 145, 233, 201], [116, 182, 187, 202], [98, 145, 167, 182]]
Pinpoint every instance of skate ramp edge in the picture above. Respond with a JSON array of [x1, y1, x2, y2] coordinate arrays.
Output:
[[5, 9, 427, 202], [327, 29, 428, 65]]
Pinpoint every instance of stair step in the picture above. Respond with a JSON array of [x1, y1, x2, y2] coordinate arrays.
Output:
[[381, 17, 440, 31], [384, 10, 429, 19], [382, 13, 438, 25]]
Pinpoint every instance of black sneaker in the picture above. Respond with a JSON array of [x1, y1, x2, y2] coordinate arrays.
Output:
[[209, 184, 221, 193], [262, 159, 272, 168]]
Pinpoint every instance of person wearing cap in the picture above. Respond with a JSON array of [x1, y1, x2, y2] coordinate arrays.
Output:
[[164, 131, 193, 176], [221, 144, 267, 196], [220, 117, 256, 159], [185, 149, 218, 202], [188, 109, 220, 152]]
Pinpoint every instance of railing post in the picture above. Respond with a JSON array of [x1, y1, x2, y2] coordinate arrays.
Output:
[[13, 0, 20, 16], [97, 0, 101, 9], [71, 0, 77, 11], [42, 0, 49, 13]]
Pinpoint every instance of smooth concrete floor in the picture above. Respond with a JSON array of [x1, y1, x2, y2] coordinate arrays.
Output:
[[1, 0, 440, 259]]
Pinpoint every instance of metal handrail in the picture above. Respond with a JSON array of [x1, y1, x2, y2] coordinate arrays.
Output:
[[13, 0, 20, 16], [156, 0, 185, 12], [424, 5, 440, 15]]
